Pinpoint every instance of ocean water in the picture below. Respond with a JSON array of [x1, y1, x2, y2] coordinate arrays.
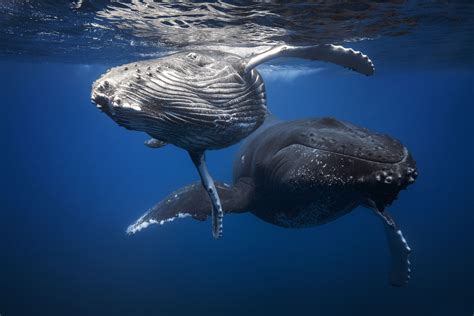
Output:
[[0, 1, 473, 315]]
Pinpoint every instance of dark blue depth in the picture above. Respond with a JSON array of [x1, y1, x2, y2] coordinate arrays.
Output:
[[0, 61, 472, 316]]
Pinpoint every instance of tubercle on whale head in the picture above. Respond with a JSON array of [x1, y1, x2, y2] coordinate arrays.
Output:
[[91, 68, 144, 116], [91, 78, 114, 110], [363, 149, 418, 211], [91, 66, 119, 109]]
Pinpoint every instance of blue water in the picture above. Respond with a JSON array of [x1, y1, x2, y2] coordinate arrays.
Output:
[[1, 1, 473, 315]]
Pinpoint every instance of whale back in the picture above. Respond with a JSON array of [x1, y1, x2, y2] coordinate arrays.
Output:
[[91, 50, 267, 152]]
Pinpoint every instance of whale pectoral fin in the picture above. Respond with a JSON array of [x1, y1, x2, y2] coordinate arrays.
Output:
[[373, 209, 412, 286], [244, 44, 374, 76], [189, 151, 225, 239], [144, 138, 168, 148], [126, 177, 254, 236], [126, 182, 209, 235]]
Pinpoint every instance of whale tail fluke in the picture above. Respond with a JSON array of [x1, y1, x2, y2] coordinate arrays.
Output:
[[126, 178, 254, 235]]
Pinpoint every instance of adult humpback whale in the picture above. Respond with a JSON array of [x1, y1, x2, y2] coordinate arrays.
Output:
[[91, 44, 375, 238], [127, 117, 418, 286]]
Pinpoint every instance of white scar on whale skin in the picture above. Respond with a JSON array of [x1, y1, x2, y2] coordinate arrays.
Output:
[[126, 212, 191, 235]]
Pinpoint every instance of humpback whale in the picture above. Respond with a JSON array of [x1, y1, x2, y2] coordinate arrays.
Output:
[[127, 117, 418, 286], [91, 44, 375, 238]]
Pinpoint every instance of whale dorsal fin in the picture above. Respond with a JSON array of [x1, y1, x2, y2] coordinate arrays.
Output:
[[126, 178, 254, 234], [243, 44, 375, 76]]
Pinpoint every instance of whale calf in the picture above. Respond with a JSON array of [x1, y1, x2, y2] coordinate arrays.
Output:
[[127, 117, 418, 286], [91, 45, 375, 238]]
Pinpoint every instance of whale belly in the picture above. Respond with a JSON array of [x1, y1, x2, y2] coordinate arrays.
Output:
[[251, 188, 361, 228]]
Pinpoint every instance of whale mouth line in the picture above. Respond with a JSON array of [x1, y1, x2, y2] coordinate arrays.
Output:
[[278, 143, 409, 165]]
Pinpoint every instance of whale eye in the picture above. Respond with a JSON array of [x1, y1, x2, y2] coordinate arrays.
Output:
[[185, 52, 213, 67], [187, 52, 198, 60]]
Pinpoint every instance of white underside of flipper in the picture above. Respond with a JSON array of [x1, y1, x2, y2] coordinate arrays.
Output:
[[127, 211, 192, 234], [373, 209, 412, 286], [244, 44, 375, 76]]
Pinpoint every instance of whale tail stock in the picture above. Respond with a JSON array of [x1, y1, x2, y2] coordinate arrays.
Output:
[[126, 178, 254, 235]]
